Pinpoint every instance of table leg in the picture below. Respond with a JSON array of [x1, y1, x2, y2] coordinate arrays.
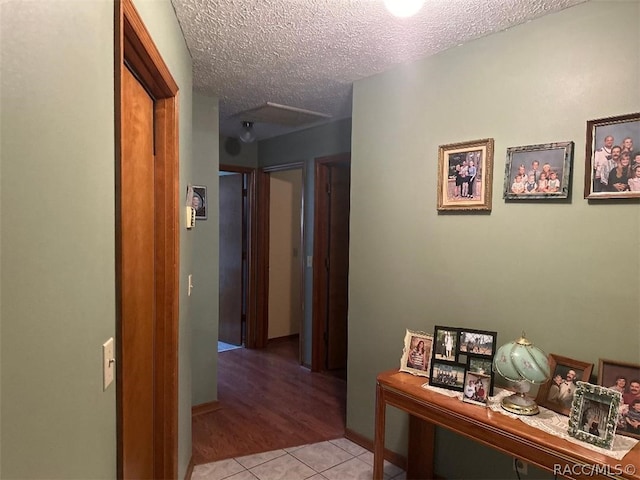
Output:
[[407, 415, 435, 479], [373, 382, 386, 480]]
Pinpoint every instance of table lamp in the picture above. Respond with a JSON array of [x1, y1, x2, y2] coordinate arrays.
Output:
[[493, 333, 550, 415]]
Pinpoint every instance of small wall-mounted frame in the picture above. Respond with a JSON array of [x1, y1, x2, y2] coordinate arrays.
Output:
[[584, 112, 640, 199], [437, 138, 494, 212], [503, 141, 573, 200], [192, 185, 208, 219], [535, 354, 593, 416], [568, 381, 622, 450], [597, 358, 640, 439], [399, 329, 433, 377]]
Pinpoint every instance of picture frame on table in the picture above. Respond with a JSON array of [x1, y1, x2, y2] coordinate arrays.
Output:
[[567, 381, 622, 450], [463, 370, 492, 406], [437, 138, 494, 212], [399, 329, 433, 378], [584, 112, 640, 199], [535, 354, 594, 416], [503, 141, 573, 200], [597, 358, 640, 439], [192, 185, 208, 219], [429, 326, 497, 395]]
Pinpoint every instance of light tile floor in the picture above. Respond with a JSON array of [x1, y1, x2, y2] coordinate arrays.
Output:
[[192, 438, 406, 480]]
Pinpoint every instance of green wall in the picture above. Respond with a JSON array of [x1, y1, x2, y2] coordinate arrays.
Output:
[[0, 0, 195, 477], [259, 118, 352, 365], [220, 135, 258, 168], [348, 2, 640, 478], [192, 92, 220, 406]]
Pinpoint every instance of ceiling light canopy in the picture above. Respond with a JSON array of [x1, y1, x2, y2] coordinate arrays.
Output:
[[383, 0, 425, 18], [238, 121, 256, 143]]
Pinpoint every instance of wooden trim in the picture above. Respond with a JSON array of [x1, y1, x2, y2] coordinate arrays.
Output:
[[192, 401, 222, 417], [311, 153, 351, 372], [183, 458, 195, 480], [262, 161, 304, 173], [116, 0, 179, 478], [255, 168, 270, 348], [344, 428, 406, 470], [121, 0, 178, 96], [267, 333, 300, 344]]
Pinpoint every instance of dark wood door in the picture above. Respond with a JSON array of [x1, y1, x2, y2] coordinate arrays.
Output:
[[326, 163, 350, 371], [219, 173, 243, 345], [121, 65, 155, 478]]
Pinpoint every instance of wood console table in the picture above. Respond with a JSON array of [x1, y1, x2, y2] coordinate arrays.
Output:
[[374, 369, 640, 480]]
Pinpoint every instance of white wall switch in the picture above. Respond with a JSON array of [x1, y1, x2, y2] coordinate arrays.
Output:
[[188, 274, 194, 296], [307, 255, 313, 268], [103, 337, 115, 391]]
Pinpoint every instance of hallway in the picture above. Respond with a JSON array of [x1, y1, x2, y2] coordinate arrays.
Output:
[[192, 337, 347, 465]]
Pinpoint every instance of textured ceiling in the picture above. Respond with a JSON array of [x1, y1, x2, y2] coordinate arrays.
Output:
[[171, 0, 586, 141]]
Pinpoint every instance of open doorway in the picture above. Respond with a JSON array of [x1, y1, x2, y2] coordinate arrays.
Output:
[[255, 163, 305, 362], [218, 165, 257, 350], [312, 153, 351, 377]]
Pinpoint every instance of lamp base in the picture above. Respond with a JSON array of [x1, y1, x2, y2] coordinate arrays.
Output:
[[501, 392, 540, 416]]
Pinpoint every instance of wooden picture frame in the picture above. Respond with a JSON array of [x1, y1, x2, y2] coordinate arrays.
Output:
[[597, 358, 640, 439], [192, 185, 208, 219], [584, 112, 640, 199], [437, 138, 494, 211], [503, 141, 573, 200], [399, 329, 433, 377], [568, 381, 622, 450], [535, 354, 593, 416]]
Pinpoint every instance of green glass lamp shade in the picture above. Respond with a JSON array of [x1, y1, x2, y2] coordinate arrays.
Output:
[[493, 334, 551, 415], [494, 335, 550, 384]]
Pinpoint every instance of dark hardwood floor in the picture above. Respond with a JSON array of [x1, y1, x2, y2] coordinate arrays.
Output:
[[192, 336, 347, 465]]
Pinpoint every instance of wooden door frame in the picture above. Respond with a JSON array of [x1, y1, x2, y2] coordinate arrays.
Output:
[[311, 153, 351, 372], [115, 0, 179, 478], [219, 165, 257, 348], [255, 163, 305, 352]]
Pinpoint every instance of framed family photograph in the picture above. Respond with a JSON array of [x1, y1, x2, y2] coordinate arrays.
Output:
[[535, 354, 593, 416], [192, 185, 208, 219], [463, 371, 492, 406], [503, 141, 573, 200], [437, 138, 494, 212], [568, 381, 622, 450], [584, 112, 640, 199], [597, 358, 640, 439], [399, 329, 433, 377]]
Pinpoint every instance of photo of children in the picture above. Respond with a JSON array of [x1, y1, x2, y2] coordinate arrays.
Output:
[[431, 362, 465, 390], [463, 371, 491, 406], [503, 142, 573, 199]]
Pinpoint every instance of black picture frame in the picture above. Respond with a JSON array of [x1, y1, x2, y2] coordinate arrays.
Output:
[[429, 326, 497, 396]]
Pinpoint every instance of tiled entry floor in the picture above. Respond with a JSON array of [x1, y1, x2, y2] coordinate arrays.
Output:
[[192, 437, 406, 480]]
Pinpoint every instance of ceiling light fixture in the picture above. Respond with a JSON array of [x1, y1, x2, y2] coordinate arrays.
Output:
[[238, 121, 256, 143], [383, 0, 425, 18]]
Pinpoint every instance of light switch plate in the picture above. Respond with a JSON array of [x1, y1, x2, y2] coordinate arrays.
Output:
[[103, 337, 115, 391]]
